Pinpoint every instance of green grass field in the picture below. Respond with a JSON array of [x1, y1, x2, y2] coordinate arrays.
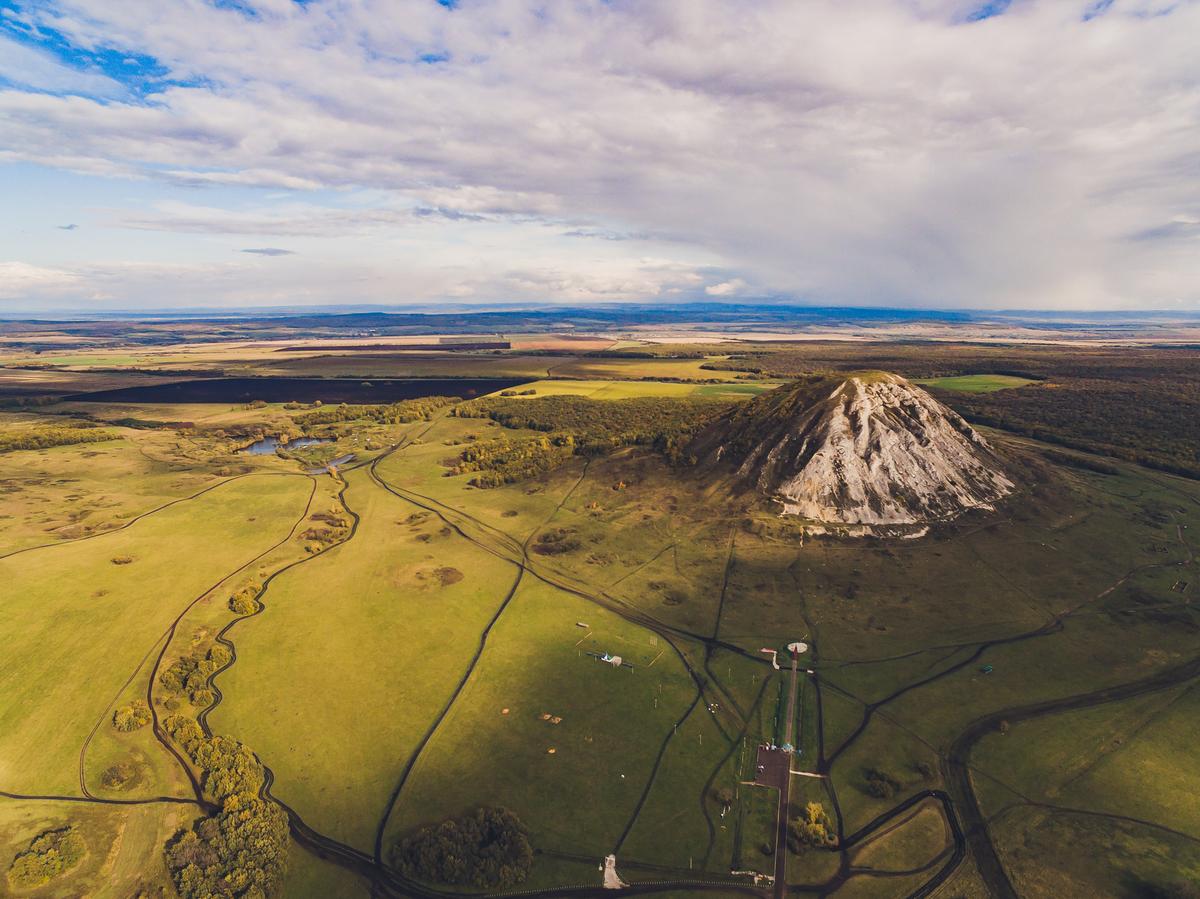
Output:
[[915, 374, 1039, 392], [0, 472, 313, 795]]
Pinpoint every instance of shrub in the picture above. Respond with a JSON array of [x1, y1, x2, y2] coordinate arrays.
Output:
[[786, 802, 837, 853], [7, 826, 87, 888], [229, 586, 260, 615], [112, 699, 152, 732], [865, 768, 901, 799], [101, 762, 139, 791], [391, 807, 533, 889]]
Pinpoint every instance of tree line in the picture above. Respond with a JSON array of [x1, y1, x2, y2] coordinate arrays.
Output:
[[0, 425, 117, 454], [293, 396, 455, 428], [161, 716, 289, 898]]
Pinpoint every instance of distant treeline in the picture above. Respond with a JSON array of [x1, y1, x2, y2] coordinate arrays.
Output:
[[449, 395, 729, 486], [0, 425, 117, 453], [295, 396, 455, 428], [705, 342, 1200, 478], [273, 341, 511, 351]]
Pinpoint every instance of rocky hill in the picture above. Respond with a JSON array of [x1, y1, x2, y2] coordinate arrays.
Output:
[[690, 372, 1013, 528]]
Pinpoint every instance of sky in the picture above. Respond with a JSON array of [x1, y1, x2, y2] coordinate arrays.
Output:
[[0, 0, 1198, 312]]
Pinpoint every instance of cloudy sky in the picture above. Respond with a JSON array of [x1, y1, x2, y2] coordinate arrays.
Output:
[[1, 0, 1198, 311]]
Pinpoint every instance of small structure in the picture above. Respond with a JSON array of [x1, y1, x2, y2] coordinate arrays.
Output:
[[602, 854, 627, 889], [585, 650, 634, 669]]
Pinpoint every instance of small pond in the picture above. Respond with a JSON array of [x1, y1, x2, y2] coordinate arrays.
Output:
[[239, 435, 332, 455]]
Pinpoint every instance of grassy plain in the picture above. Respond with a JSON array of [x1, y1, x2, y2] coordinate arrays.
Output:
[[3, 337, 1200, 898], [0, 471, 312, 795], [207, 461, 522, 853]]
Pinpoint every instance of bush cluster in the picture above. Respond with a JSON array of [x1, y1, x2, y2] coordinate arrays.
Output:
[[112, 699, 152, 732], [864, 768, 902, 799], [786, 802, 837, 853], [228, 585, 261, 616], [159, 645, 232, 708], [7, 826, 86, 888], [391, 807, 533, 889]]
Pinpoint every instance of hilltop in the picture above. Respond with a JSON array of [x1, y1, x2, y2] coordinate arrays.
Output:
[[689, 371, 1013, 528]]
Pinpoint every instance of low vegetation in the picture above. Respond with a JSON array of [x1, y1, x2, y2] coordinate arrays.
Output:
[[390, 807, 533, 889], [7, 826, 86, 888], [864, 767, 902, 799], [112, 699, 152, 732]]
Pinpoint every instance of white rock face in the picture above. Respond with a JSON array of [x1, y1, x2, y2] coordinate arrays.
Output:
[[702, 373, 1013, 526]]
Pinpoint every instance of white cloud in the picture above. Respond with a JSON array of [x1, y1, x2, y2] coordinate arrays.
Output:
[[706, 278, 748, 297], [0, 261, 80, 298], [1, 0, 1198, 309]]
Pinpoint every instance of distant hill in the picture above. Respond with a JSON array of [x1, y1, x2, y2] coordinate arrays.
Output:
[[689, 371, 1013, 527]]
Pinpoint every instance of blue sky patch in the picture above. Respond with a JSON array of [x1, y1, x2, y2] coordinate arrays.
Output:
[[965, 0, 1012, 22]]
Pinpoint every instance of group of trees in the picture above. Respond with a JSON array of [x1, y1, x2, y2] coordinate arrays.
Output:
[[164, 792, 289, 899], [159, 645, 232, 709], [786, 802, 838, 853], [160, 667, 288, 897], [391, 807, 533, 889], [447, 395, 731, 485], [229, 585, 261, 616], [6, 826, 86, 888], [294, 396, 454, 429], [0, 425, 117, 454], [112, 699, 152, 732], [448, 435, 575, 487], [163, 716, 264, 803]]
